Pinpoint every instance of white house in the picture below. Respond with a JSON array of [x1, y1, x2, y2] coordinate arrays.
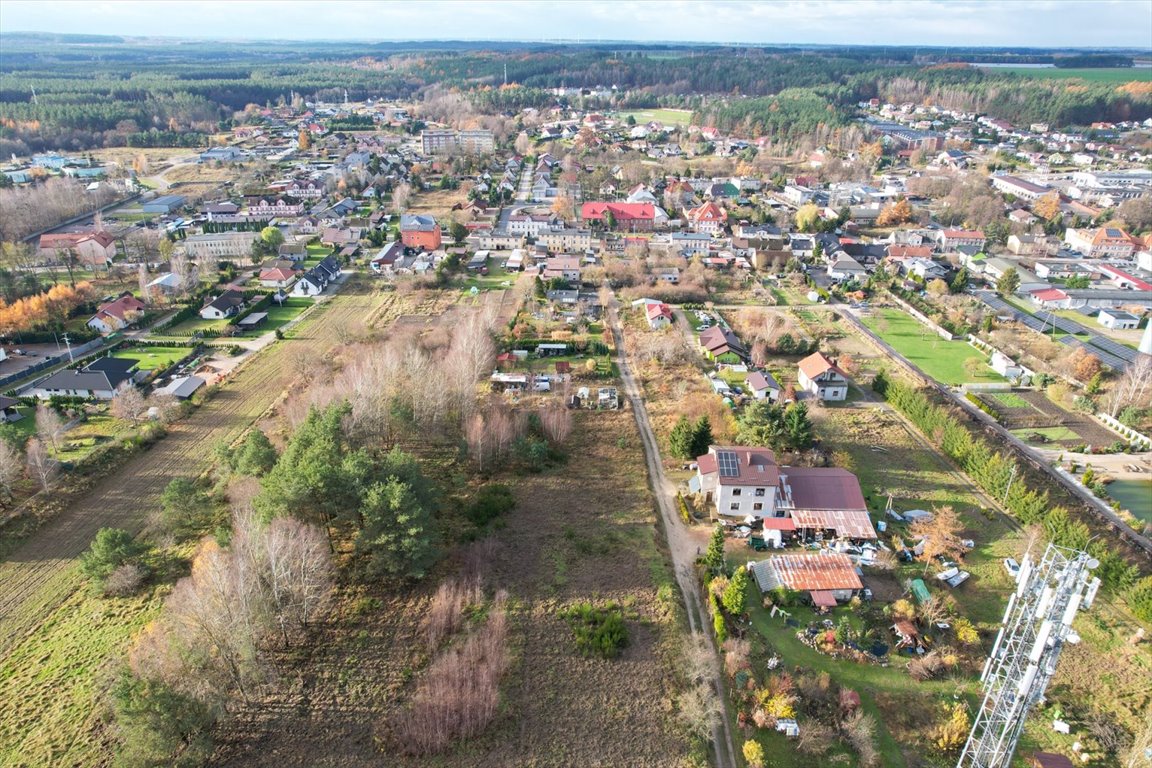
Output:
[[745, 371, 781, 402], [1097, 308, 1141, 330], [200, 290, 246, 320], [797, 352, 849, 401]]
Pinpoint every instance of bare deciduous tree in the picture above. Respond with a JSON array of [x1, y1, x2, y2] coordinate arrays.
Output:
[[24, 437, 57, 491], [35, 406, 66, 456], [110, 384, 147, 424], [0, 439, 22, 499], [424, 575, 483, 651], [257, 516, 335, 647], [1107, 354, 1152, 418], [538, 405, 573, 445], [392, 182, 412, 214]]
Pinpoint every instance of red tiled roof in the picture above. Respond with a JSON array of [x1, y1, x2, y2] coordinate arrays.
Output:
[[688, 201, 727, 223], [761, 517, 797, 531], [1031, 288, 1068, 302], [96, 295, 146, 322], [798, 351, 844, 381], [942, 229, 985, 239], [580, 202, 654, 221], [886, 245, 933, 259]]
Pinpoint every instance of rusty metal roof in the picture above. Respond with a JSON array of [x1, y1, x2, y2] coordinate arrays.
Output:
[[752, 552, 862, 593]]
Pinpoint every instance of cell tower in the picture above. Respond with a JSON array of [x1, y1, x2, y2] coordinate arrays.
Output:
[[957, 543, 1101, 768]]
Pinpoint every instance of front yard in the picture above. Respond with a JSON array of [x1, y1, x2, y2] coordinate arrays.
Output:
[[861, 308, 1003, 386]]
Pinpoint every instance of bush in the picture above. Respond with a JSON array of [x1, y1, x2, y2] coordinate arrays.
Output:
[[80, 528, 148, 586], [103, 563, 148, 597], [111, 672, 219, 768], [465, 484, 515, 527], [560, 602, 629, 659]]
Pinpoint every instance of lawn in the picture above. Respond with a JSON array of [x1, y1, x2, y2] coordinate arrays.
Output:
[[979, 66, 1152, 83], [986, 392, 1030, 409], [112, 345, 193, 371], [862, 308, 1003, 386], [159, 314, 231, 337], [461, 266, 517, 292], [618, 108, 694, 127], [245, 297, 314, 333], [1010, 425, 1080, 443]]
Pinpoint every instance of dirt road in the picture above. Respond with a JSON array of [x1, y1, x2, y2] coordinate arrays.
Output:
[[0, 283, 400, 657], [607, 291, 738, 768]]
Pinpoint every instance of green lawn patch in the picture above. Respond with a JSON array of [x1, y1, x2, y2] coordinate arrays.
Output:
[[617, 108, 694, 127], [244, 297, 314, 333], [862, 308, 1003, 386], [1010, 426, 1080, 443], [986, 392, 1030, 409], [112, 345, 192, 371], [977, 66, 1152, 83]]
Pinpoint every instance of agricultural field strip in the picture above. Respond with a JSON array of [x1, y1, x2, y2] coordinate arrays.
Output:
[[0, 289, 400, 657]]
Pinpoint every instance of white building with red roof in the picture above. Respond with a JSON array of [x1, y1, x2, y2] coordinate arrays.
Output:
[[86, 293, 147, 334], [692, 445, 875, 544], [685, 201, 727, 235], [797, 351, 849, 401]]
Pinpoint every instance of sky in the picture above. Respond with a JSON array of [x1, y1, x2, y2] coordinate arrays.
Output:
[[2, 0, 1151, 48]]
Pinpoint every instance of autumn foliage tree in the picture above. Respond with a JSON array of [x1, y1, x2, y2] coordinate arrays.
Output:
[[1033, 191, 1062, 221], [876, 198, 914, 227], [0, 281, 95, 335]]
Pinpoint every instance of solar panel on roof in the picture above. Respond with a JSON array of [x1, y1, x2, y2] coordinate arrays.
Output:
[[716, 450, 739, 478]]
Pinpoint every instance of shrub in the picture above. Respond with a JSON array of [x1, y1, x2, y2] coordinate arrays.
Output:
[[80, 527, 148, 586], [743, 740, 766, 768], [560, 602, 629, 659], [104, 563, 148, 597], [464, 484, 515, 527]]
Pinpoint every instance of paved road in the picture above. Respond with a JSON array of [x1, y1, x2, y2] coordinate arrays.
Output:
[[606, 290, 737, 768]]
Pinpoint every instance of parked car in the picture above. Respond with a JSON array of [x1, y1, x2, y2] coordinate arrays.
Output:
[[1004, 558, 1021, 577]]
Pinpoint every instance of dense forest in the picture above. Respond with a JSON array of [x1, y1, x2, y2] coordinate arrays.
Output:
[[1, 37, 1149, 153]]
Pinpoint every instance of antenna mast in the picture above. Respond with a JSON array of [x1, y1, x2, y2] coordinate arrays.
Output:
[[957, 543, 1101, 768]]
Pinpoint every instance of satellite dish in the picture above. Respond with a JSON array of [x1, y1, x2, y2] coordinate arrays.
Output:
[[1086, 558, 1100, 570]]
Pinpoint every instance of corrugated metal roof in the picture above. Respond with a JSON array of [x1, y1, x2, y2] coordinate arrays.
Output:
[[753, 552, 862, 592]]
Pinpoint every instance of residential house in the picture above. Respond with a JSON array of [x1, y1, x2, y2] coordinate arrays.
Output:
[[200, 289, 246, 320], [37, 231, 117, 267], [685, 201, 727, 235], [669, 231, 713, 256], [1008, 234, 1058, 256], [87, 293, 147, 333], [246, 197, 305, 218], [370, 242, 404, 274], [637, 299, 673, 329], [699, 326, 748, 364], [1097, 308, 1141, 330], [507, 211, 557, 237], [278, 243, 307, 261], [798, 351, 849, 401], [542, 256, 582, 282], [30, 356, 138, 400], [258, 262, 297, 289], [655, 267, 681, 284], [292, 256, 341, 296], [580, 202, 656, 232], [400, 214, 443, 250], [282, 179, 327, 199], [538, 228, 593, 252], [826, 256, 868, 282], [749, 553, 864, 607], [1064, 227, 1137, 259], [691, 445, 874, 544], [937, 229, 987, 251], [745, 371, 781, 402], [0, 395, 22, 422], [1008, 209, 1038, 226]]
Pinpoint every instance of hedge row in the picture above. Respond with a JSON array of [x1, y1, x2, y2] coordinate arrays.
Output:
[[873, 371, 1142, 599]]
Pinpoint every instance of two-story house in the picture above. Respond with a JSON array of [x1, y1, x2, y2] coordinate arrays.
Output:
[[797, 351, 849, 401]]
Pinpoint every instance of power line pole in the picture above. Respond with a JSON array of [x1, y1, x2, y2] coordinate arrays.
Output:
[[62, 333, 74, 362]]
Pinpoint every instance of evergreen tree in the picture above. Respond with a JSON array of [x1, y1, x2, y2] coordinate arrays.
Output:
[[783, 402, 814, 450], [702, 524, 727, 577], [233, 429, 277, 476], [669, 414, 695, 459], [721, 564, 749, 615], [950, 267, 969, 294], [688, 415, 713, 459], [80, 528, 148, 585], [357, 477, 437, 580], [996, 267, 1020, 296]]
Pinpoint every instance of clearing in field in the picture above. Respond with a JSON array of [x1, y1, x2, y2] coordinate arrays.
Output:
[[619, 108, 695, 127], [861, 307, 1003, 385]]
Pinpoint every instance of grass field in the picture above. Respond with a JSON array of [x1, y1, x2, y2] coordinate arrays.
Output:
[[112, 345, 192, 371], [986, 391, 1030, 408], [979, 66, 1152, 83], [618, 108, 694, 127], [862, 308, 1003, 386], [1010, 425, 1081, 443]]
